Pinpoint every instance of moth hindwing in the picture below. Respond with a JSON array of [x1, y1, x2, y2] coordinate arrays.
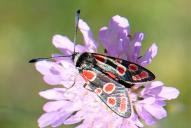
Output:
[[81, 69, 131, 118]]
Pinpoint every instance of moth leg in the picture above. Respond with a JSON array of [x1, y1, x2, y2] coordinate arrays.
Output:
[[65, 75, 78, 89], [137, 56, 142, 59], [83, 82, 93, 92]]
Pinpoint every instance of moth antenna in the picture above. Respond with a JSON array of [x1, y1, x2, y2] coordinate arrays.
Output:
[[28, 55, 72, 63], [73, 9, 80, 53], [28, 57, 51, 63]]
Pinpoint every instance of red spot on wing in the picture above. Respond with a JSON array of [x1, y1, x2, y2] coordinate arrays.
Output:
[[117, 65, 126, 75], [119, 97, 127, 113], [132, 76, 137, 81], [107, 97, 116, 107], [95, 55, 105, 63], [106, 71, 116, 79], [82, 70, 96, 81], [94, 88, 102, 95], [139, 71, 148, 79], [132, 75, 141, 81], [103, 83, 116, 94], [128, 64, 138, 72]]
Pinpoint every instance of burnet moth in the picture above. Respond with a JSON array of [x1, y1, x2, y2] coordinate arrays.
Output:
[[29, 10, 155, 118]]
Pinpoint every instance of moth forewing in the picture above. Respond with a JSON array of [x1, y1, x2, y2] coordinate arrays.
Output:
[[92, 53, 155, 85]]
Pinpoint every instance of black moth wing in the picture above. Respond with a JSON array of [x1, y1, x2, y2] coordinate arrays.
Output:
[[83, 68, 131, 118], [92, 53, 155, 84]]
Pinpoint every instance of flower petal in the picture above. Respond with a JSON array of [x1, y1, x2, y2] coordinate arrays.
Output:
[[52, 35, 75, 55], [38, 112, 59, 128], [138, 97, 156, 104], [110, 15, 130, 32], [130, 32, 144, 62], [43, 100, 72, 112], [35, 61, 61, 76], [39, 88, 66, 100], [64, 111, 84, 125], [79, 19, 98, 52], [43, 75, 62, 85], [158, 86, 180, 100], [52, 35, 88, 54], [135, 104, 156, 125], [38, 111, 72, 128], [138, 43, 158, 66], [144, 104, 167, 120]]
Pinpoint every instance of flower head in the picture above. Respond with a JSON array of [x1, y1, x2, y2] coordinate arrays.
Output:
[[34, 15, 179, 128]]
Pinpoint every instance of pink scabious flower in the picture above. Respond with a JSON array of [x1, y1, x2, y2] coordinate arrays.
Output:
[[35, 15, 179, 128]]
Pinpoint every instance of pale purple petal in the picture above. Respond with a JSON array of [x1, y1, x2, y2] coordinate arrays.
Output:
[[138, 97, 156, 104], [135, 104, 156, 125], [35, 61, 61, 76], [64, 111, 84, 125], [52, 35, 88, 55], [130, 32, 144, 62], [144, 104, 167, 120], [76, 121, 92, 128], [110, 15, 130, 33], [158, 86, 180, 100], [141, 81, 179, 101], [38, 111, 71, 128], [79, 19, 98, 51], [43, 75, 62, 85], [38, 112, 59, 128], [50, 113, 72, 127], [39, 88, 66, 100], [43, 100, 72, 112], [138, 43, 158, 66], [155, 100, 166, 106], [52, 35, 75, 55], [130, 112, 144, 128]]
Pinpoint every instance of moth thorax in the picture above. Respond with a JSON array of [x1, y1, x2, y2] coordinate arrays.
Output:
[[74, 52, 95, 69], [73, 53, 83, 67]]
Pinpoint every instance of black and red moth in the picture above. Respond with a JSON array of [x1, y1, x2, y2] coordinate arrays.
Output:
[[29, 10, 155, 118], [73, 52, 155, 117]]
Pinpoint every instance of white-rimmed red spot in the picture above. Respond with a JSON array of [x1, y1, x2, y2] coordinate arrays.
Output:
[[107, 97, 116, 107], [117, 65, 126, 76], [95, 55, 105, 63], [82, 70, 96, 82], [139, 71, 148, 79], [132, 75, 141, 81], [119, 97, 127, 113], [94, 88, 102, 95], [106, 71, 116, 79], [128, 64, 138, 72], [103, 83, 116, 94]]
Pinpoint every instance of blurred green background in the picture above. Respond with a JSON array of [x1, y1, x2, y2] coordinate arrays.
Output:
[[0, 0, 190, 128]]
